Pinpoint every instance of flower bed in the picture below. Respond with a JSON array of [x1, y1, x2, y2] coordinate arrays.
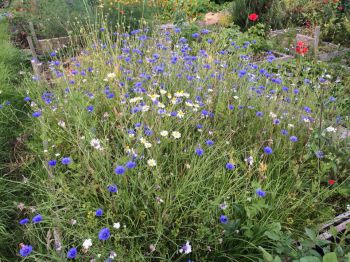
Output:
[[8, 25, 350, 261]]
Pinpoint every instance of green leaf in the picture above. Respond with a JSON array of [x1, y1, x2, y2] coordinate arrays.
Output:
[[273, 256, 282, 262], [305, 228, 317, 241], [259, 246, 273, 262], [323, 253, 338, 262], [300, 256, 321, 262], [264, 231, 280, 241]]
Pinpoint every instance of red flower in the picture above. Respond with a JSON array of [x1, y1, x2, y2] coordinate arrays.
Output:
[[328, 179, 335, 185], [296, 41, 308, 56], [338, 5, 344, 11], [248, 13, 259, 22]]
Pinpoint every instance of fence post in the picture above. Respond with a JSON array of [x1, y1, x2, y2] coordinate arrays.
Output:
[[314, 26, 321, 57], [28, 22, 39, 48]]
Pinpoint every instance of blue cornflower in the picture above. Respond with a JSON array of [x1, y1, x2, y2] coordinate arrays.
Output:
[[226, 163, 235, 170], [98, 227, 110, 241], [228, 105, 234, 110], [264, 146, 273, 155], [19, 218, 30, 225], [281, 129, 288, 136], [273, 119, 280, 125], [144, 127, 153, 136], [48, 160, 57, 166], [19, 245, 33, 257], [67, 247, 77, 259], [201, 110, 209, 116], [86, 105, 94, 112], [192, 33, 200, 38], [61, 157, 72, 165], [303, 106, 311, 113], [206, 140, 214, 146], [32, 214, 42, 224], [125, 161, 136, 169], [329, 96, 336, 102], [195, 148, 204, 156], [256, 111, 263, 117], [95, 208, 103, 217], [107, 184, 118, 193], [115, 166, 126, 175], [50, 51, 57, 57], [256, 188, 266, 197], [220, 215, 228, 224], [315, 150, 324, 159], [32, 111, 42, 117], [24, 96, 31, 101], [290, 136, 298, 142]]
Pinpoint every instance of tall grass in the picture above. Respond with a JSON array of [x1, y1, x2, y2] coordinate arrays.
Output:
[[14, 20, 349, 261], [0, 20, 31, 261]]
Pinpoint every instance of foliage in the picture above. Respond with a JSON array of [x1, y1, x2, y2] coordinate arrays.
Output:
[[214, 23, 271, 54], [0, 20, 32, 261], [228, 0, 350, 46], [229, 0, 284, 30], [101, 0, 158, 30], [8, 0, 95, 39], [3, 19, 346, 261], [153, 0, 217, 21], [259, 226, 350, 261]]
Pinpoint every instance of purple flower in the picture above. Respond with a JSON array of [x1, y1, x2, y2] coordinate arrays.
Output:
[[315, 150, 324, 159], [125, 161, 136, 169], [19, 245, 33, 257], [256, 188, 266, 197], [192, 33, 200, 38], [98, 227, 110, 240], [273, 119, 280, 125], [62, 157, 72, 165], [195, 147, 204, 156], [228, 105, 234, 110], [114, 166, 126, 175], [107, 184, 118, 193], [32, 111, 42, 117], [220, 215, 228, 224], [206, 140, 214, 146], [281, 129, 288, 136], [67, 247, 77, 259], [226, 163, 235, 170], [86, 105, 94, 112], [95, 208, 103, 217], [263, 146, 273, 155], [256, 111, 263, 117], [48, 160, 57, 166], [32, 214, 42, 224], [289, 136, 298, 142], [19, 218, 30, 225]]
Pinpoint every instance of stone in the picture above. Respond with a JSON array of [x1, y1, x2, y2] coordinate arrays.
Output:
[[201, 11, 231, 27]]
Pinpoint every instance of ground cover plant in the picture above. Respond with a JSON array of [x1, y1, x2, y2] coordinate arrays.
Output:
[[5, 18, 347, 262]]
